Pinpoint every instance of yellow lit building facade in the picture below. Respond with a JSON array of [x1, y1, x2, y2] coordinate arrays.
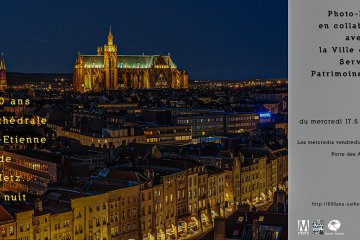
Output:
[[140, 181, 155, 240], [240, 148, 288, 205], [162, 174, 177, 240], [2, 150, 60, 196], [207, 170, 226, 220], [71, 185, 140, 240], [153, 184, 165, 240], [49, 210, 73, 240], [49, 125, 146, 148], [16, 210, 34, 240], [73, 28, 188, 92], [186, 169, 199, 237], [0, 149, 287, 240]]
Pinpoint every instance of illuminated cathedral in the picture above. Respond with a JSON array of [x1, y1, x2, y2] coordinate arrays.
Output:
[[73, 27, 188, 92], [0, 53, 7, 91]]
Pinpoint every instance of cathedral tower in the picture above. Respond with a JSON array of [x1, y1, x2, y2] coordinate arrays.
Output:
[[0, 53, 7, 91], [73, 52, 85, 91], [103, 26, 118, 90], [72, 28, 188, 92]]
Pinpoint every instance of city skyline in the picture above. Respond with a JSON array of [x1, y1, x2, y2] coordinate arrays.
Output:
[[0, 0, 287, 80], [0, 1, 288, 239]]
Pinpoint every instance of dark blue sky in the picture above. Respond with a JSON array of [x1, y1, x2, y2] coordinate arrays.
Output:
[[0, 0, 287, 80]]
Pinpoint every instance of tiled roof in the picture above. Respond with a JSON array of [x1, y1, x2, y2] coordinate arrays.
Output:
[[82, 55, 177, 69], [0, 205, 14, 223]]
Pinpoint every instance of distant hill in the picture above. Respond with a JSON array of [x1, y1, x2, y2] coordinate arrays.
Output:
[[7, 72, 73, 85]]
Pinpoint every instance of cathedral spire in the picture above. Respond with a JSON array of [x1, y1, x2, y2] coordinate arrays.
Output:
[[0, 53, 7, 90], [108, 25, 113, 46], [0, 53, 5, 70]]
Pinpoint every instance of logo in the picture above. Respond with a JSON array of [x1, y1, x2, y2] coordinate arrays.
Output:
[[328, 220, 341, 232], [259, 112, 271, 118], [298, 220, 310, 235], [312, 220, 324, 235]]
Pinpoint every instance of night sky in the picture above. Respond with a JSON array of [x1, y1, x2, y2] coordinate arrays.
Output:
[[0, 0, 287, 80]]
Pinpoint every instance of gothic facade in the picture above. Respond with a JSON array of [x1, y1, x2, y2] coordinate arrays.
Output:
[[73, 28, 188, 92], [0, 53, 7, 91]]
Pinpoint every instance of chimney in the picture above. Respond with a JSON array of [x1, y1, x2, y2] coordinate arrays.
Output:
[[130, 127, 135, 136], [151, 169, 155, 179], [61, 156, 71, 187], [144, 169, 154, 180], [274, 190, 286, 213], [214, 218, 226, 239], [109, 142, 114, 163], [35, 198, 43, 212], [144, 169, 150, 179], [252, 219, 259, 240]]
